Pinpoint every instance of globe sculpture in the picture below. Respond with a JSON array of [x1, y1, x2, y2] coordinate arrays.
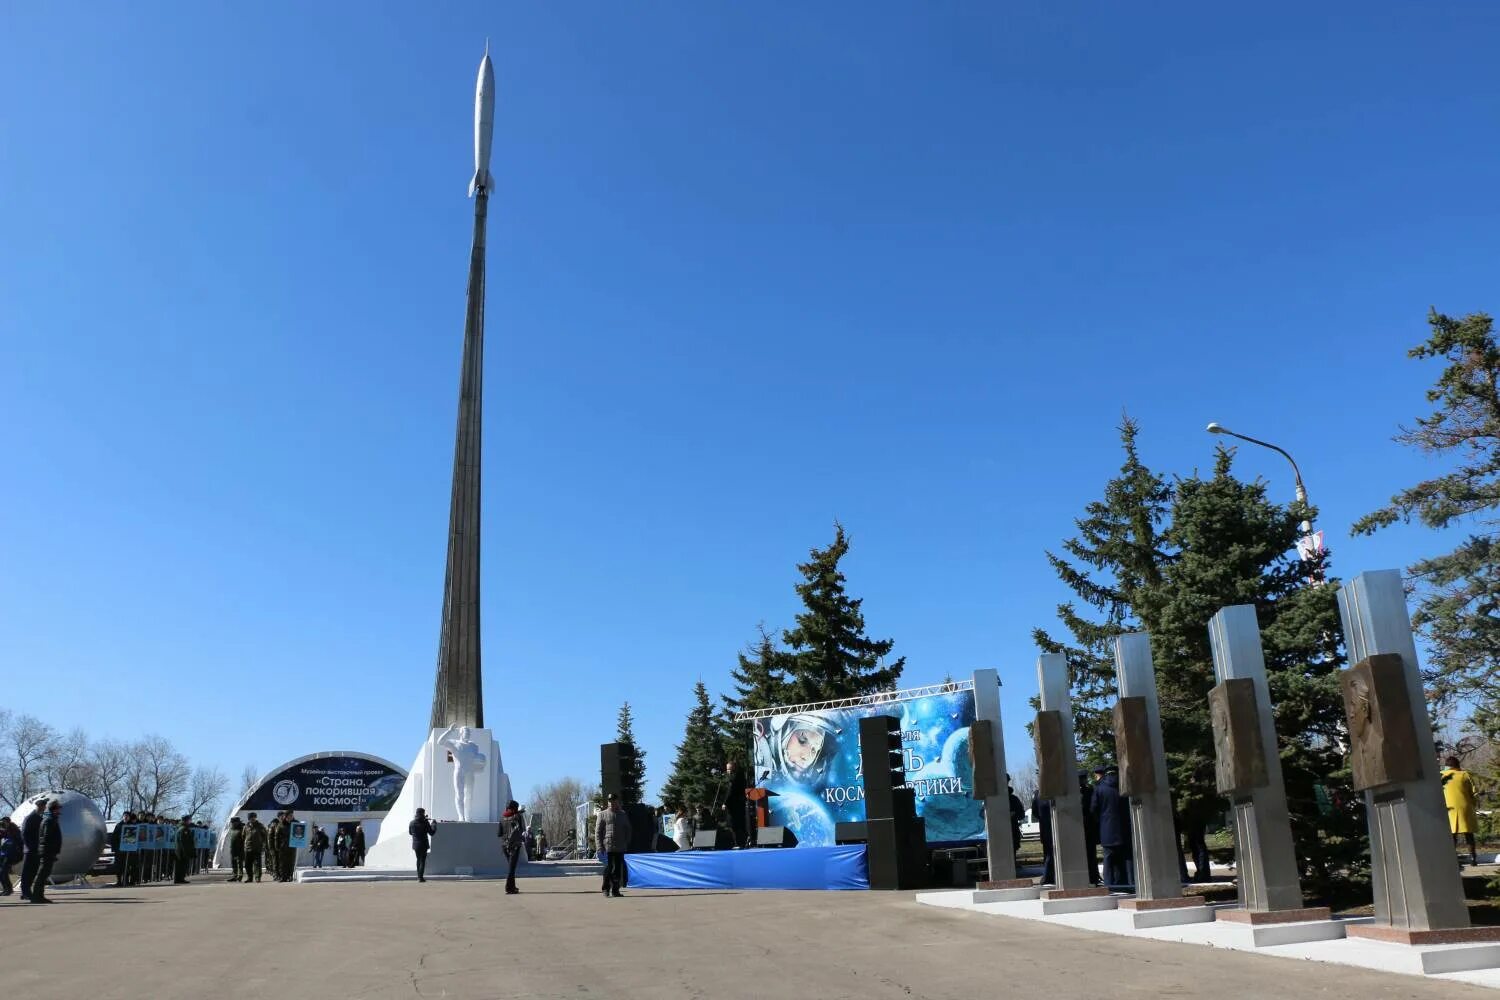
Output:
[[9, 790, 107, 882]]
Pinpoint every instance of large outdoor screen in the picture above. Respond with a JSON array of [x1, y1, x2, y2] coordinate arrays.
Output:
[[751, 687, 984, 846]]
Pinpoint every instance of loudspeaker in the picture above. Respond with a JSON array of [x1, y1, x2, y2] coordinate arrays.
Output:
[[626, 803, 656, 853], [834, 821, 869, 844], [692, 829, 735, 850], [865, 815, 929, 890], [859, 715, 905, 819], [755, 825, 797, 848], [600, 743, 626, 799], [969, 719, 1000, 800]]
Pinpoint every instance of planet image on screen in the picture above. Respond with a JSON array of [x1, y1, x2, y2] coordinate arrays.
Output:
[[773, 788, 835, 846]]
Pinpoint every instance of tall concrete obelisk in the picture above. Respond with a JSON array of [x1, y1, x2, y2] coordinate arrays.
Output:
[[429, 48, 496, 730]]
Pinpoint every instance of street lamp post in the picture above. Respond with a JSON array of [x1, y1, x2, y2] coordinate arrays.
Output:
[[1205, 422, 1313, 535]]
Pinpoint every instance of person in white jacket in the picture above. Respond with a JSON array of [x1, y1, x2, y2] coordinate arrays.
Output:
[[673, 806, 695, 851]]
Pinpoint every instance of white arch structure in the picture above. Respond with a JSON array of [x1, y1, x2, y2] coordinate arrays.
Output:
[[213, 750, 408, 870]]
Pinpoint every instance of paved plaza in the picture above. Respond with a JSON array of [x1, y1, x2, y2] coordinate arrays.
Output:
[[4, 874, 1492, 999]]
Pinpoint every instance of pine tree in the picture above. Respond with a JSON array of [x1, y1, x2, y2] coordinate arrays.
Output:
[[1353, 309, 1500, 750], [719, 625, 791, 773], [1154, 446, 1360, 895], [614, 702, 647, 805], [782, 524, 904, 704], [1033, 417, 1172, 762], [661, 681, 727, 813]]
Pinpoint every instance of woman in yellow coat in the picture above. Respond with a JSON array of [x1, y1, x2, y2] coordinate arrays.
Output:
[[1442, 755, 1479, 866]]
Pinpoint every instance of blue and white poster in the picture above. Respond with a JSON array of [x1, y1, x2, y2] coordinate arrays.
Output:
[[288, 821, 309, 848], [751, 687, 984, 847], [118, 824, 139, 853]]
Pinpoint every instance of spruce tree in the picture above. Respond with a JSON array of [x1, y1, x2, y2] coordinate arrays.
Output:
[[782, 524, 904, 703], [1353, 309, 1500, 750], [1154, 446, 1359, 895], [614, 702, 647, 805], [1033, 417, 1172, 762], [661, 681, 727, 813], [719, 625, 790, 773]]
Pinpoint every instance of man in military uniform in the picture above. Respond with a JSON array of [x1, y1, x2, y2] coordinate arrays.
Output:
[[281, 810, 299, 881], [227, 817, 245, 881], [266, 812, 283, 881], [173, 815, 195, 884], [243, 813, 266, 883], [29, 799, 63, 903]]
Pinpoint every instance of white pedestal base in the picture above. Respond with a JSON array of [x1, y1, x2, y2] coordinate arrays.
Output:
[[365, 729, 514, 871], [973, 886, 1041, 903]]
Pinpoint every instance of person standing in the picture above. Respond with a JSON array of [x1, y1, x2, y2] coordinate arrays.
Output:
[[535, 829, 548, 859], [724, 761, 748, 848], [173, 816, 195, 884], [1442, 755, 1480, 867], [266, 813, 282, 881], [18, 797, 46, 902], [280, 811, 298, 881], [1032, 791, 1055, 885], [1092, 767, 1132, 889], [243, 813, 267, 883], [673, 806, 694, 851], [311, 825, 329, 868], [1006, 778, 1026, 866], [500, 801, 526, 894], [227, 817, 245, 882], [0, 817, 20, 895], [352, 823, 367, 867], [596, 793, 632, 898], [1081, 771, 1102, 886], [29, 799, 64, 903], [410, 809, 435, 882], [110, 812, 133, 887]]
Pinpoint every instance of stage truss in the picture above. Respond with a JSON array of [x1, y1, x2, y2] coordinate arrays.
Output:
[[731, 680, 974, 723]]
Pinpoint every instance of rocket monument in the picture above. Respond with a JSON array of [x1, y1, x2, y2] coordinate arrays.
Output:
[[429, 47, 496, 730], [363, 50, 513, 875]]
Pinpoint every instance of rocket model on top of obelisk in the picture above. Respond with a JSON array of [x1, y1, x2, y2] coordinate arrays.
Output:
[[469, 48, 495, 197], [430, 49, 496, 731]]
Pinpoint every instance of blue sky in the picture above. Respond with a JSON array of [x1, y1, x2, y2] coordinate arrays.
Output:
[[2, 3, 1496, 807]]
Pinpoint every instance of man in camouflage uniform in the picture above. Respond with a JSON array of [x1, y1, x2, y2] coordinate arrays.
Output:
[[243, 813, 266, 883], [266, 812, 283, 881]]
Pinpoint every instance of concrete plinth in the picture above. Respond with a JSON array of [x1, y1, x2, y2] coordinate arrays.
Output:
[[1119, 895, 1213, 929], [1341, 923, 1500, 975], [1040, 887, 1119, 915], [973, 883, 1042, 904], [1215, 907, 1346, 947]]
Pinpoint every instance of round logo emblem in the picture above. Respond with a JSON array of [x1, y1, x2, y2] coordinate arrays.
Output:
[[272, 780, 300, 806]]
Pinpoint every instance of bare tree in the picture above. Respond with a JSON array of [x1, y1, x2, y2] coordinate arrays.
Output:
[[126, 734, 191, 815], [1011, 755, 1039, 807], [41, 726, 92, 792], [239, 763, 260, 798], [88, 739, 133, 820], [528, 777, 589, 850], [0, 713, 59, 810], [182, 766, 229, 821]]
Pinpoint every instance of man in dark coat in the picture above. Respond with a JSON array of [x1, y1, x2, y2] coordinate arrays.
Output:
[[173, 816, 196, 883], [499, 801, 525, 894], [352, 824, 366, 866], [110, 812, 133, 887], [280, 811, 299, 881], [18, 797, 47, 902], [723, 761, 748, 848], [30, 799, 64, 903], [1032, 792, 1055, 885], [1091, 767, 1132, 888], [409, 808, 435, 882], [596, 793, 632, 898], [1081, 771, 1102, 886]]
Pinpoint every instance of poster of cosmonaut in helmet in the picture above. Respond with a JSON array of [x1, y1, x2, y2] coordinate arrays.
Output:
[[751, 687, 984, 846]]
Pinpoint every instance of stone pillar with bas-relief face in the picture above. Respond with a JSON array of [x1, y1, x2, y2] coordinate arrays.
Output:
[[1208, 605, 1329, 925], [1035, 653, 1095, 892], [1336, 570, 1472, 940]]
